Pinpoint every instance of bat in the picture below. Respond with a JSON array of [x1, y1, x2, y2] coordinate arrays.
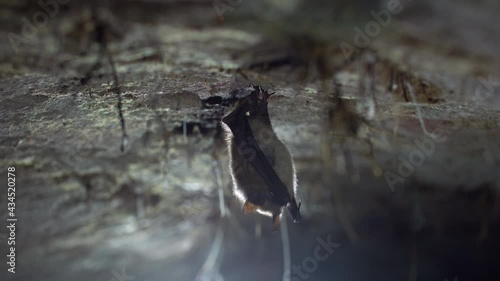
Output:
[[222, 85, 301, 231]]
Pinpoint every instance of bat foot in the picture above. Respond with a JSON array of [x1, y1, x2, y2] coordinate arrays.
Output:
[[243, 200, 259, 214]]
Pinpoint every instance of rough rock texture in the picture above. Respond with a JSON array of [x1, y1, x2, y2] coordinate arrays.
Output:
[[0, 1, 499, 281]]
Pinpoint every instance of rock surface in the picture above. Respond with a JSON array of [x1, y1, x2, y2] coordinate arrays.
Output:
[[0, 1, 499, 281]]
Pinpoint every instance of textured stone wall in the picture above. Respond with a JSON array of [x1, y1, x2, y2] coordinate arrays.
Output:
[[0, 1, 499, 281]]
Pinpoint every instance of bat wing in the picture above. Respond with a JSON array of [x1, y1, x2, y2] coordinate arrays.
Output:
[[223, 100, 291, 206]]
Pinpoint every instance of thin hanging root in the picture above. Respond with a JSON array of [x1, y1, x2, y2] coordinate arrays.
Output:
[[105, 47, 128, 152], [195, 221, 225, 281], [331, 183, 359, 243], [195, 157, 227, 281], [325, 85, 359, 242], [321, 137, 359, 243], [364, 139, 382, 177], [80, 53, 103, 86], [196, 155, 226, 280], [393, 117, 400, 137], [153, 112, 171, 165], [183, 120, 188, 142], [341, 141, 359, 182], [334, 145, 359, 239], [280, 216, 291, 281], [363, 51, 378, 119], [80, 19, 128, 152], [78, 9, 128, 152], [403, 80, 434, 138], [212, 157, 227, 217], [361, 53, 383, 176], [388, 66, 398, 92]]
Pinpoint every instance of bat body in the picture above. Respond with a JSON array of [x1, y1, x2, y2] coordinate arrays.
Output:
[[222, 86, 301, 230]]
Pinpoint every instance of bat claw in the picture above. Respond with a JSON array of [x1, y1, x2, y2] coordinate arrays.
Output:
[[243, 200, 259, 214]]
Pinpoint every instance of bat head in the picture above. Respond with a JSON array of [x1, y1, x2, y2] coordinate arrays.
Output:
[[242, 85, 274, 117]]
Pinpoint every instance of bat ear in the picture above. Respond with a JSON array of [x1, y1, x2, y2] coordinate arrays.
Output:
[[258, 89, 272, 102], [243, 201, 259, 214], [272, 213, 281, 232]]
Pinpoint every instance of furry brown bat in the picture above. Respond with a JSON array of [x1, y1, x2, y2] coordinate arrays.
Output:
[[222, 86, 301, 231]]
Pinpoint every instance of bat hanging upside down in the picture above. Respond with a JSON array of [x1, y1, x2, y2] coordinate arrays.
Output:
[[222, 85, 302, 231]]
